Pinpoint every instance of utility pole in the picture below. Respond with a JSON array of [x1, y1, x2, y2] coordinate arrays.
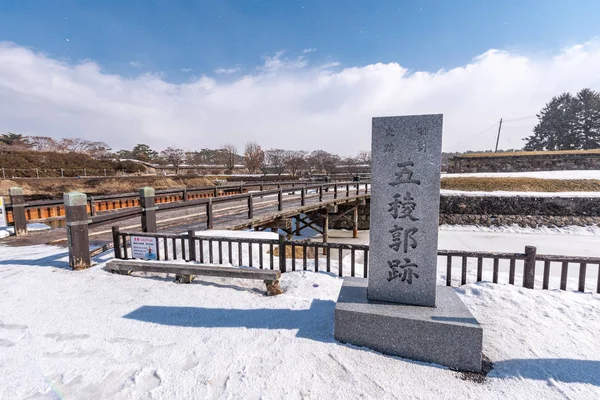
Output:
[[494, 118, 503, 153]]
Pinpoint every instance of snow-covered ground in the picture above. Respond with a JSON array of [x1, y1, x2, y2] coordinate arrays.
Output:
[[443, 170, 600, 180], [0, 229, 599, 399]]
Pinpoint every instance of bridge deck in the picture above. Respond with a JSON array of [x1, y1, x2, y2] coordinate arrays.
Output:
[[2, 187, 370, 247]]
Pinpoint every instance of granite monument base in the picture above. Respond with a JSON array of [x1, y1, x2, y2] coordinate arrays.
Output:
[[334, 277, 483, 372]]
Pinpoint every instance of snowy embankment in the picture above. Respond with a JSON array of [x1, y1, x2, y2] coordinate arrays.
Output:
[[0, 238, 599, 399], [443, 170, 600, 180]]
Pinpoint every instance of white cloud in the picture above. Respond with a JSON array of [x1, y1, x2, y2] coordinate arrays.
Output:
[[302, 48, 317, 54], [259, 51, 307, 72], [129, 61, 142, 68], [181, 68, 192, 73], [1, 40, 600, 155], [215, 67, 240, 74]]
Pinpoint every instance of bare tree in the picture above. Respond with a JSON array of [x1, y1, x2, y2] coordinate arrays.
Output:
[[341, 156, 359, 174], [160, 147, 186, 174], [265, 149, 286, 175], [57, 138, 94, 153], [308, 150, 340, 175], [243, 142, 265, 173], [356, 150, 371, 166], [219, 144, 238, 173], [284, 150, 307, 177], [29, 136, 58, 152], [86, 141, 112, 159]]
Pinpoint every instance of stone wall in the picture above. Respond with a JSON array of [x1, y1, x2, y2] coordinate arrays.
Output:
[[447, 152, 600, 173], [315, 196, 600, 230]]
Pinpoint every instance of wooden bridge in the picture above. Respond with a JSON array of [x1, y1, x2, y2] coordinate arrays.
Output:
[[4, 180, 371, 269]]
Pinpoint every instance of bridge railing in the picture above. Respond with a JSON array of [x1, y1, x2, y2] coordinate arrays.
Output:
[[3, 179, 367, 224], [110, 230, 600, 294]]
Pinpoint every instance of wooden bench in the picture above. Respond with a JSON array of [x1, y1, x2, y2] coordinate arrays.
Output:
[[105, 260, 283, 295]]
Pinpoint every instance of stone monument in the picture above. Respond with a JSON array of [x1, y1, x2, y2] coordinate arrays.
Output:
[[334, 114, 483, 372]]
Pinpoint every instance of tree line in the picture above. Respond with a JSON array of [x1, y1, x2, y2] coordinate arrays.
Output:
[[525, 88, 600, 151], [0, 134, 371, 176]]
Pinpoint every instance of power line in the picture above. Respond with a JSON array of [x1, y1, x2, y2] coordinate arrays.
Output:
[[449, 122, 499, 149], [502, 115, 537, 123]]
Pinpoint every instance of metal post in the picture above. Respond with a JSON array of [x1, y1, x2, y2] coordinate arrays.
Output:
[[112, 226, 122, 259], [64, 192, 91, 270], [523, 245, 537, 289], [139, 187, 157, 233], [8, 187, 27, 236], [278, 234, 287, 272]]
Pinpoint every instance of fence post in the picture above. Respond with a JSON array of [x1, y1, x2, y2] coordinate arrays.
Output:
[[64, 191, 91, 270], [301, 187, 306, 206], [346, 183, 350, 197], [334, 184, 338, 199], [278, 234, 287, 272], [213, 187, 219, 197], [9, 187, 27, 236], [182, 188, 188, 201], [139, 187, 157, 233], [247, 193, 254, 219], [523, 245, 537, 289], [319, 185, 323, 202], [188, 230, 196, 261], [89, 196, 96, 216], [207, 199, 214, 229], [278, 189, 283, 211], [112, 226, 122, 259]]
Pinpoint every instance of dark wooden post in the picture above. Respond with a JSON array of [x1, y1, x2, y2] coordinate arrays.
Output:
[[188, 230, 196, 261], [346, 183, 350, 197], [112, 226, 122, 259], [278, 234, 287, 272], [353, 205, 359, 238], [523, 245, 537, 289], [89, 196, 97, 216], [206, 199, 214, 229], [323, 207, 329, 255], [260, 183, 264, 191], [213, 187, 219, 197], [8, 187, 27, 236], [319, 185, 323, 202], [301, 187, 306, 206], [139, 187, 157, 233], [247, 193, 254, 219], [182, 188, 188, 201], [278, 189, 283, 211], [334, 184, 338, 199], [64, 191, 91, 270]]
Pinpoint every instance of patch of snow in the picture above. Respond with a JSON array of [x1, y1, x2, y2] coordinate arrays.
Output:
[[195, 229, 278, 240], [443, 170, 600, 180], [0, 223, 51, 239], [440, 224, 600, 236], [0, 243, 598, 399]]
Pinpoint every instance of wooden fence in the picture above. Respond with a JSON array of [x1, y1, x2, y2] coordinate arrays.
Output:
[[112, 229, 600, 293]]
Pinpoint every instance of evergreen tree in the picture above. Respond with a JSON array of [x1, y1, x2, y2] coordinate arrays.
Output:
[[525, 93, 577, 150], [573, 88, 600, 149]]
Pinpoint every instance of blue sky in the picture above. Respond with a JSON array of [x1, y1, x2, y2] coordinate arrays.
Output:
[[1, 1, 599, 153], [2, 0, 599, 82]]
